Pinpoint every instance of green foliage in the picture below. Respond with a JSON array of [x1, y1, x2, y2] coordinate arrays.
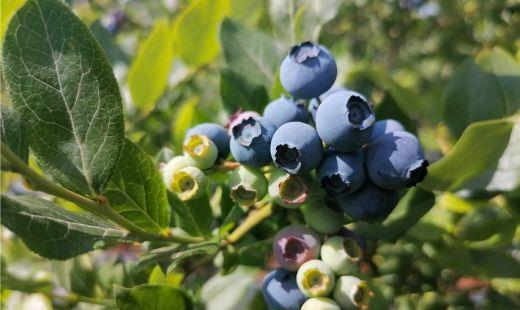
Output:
[[0, 105, 28, 168], [2, 0, 125, 196], [128, 20, 175, 112], [115, 284, 189, 310], [0, 195, 129, 259], [174, 0, 230, 67], [103, 139, 170, 233], [442, 48, 520, 137]]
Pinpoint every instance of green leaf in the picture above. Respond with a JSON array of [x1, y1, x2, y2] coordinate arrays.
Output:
[[70, 256, 96, 297], [219, 205, 245, 237], [237, 238, 271, 267], [2, 0, 125, 196], [220, 68, 269, 113], [421, 117, 519, 192], [0, 0, 25, 41], [172, 97, 198, 150], [168, 192, 203, 237], [166, 243, 219, 273], [0, 195, 128, 260], [115, 284, 188, 310], [354, 188, 436, 241], [220, 18, 283, 90], [90, 20, 129, 65], [442, 48, 520, 137], [103, 139, 170, 233], [454, 203, 515, 242], [201, 266, 261, 310], [185, 194, 214, 237], [174, 0, 230, 67], [1, 105, 28, 167], [128, 20, 175, 112]]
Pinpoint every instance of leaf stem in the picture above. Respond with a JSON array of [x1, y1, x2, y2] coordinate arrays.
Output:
[[1, 142, 203, 244], [225, 203, 275, 245]]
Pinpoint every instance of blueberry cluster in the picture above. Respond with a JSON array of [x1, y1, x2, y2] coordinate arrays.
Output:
[[265, 225, 369, 310], [161, 41, 429, 309]]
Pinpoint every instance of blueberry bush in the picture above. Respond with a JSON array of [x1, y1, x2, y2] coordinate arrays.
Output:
[[1, 0, 519, 309]]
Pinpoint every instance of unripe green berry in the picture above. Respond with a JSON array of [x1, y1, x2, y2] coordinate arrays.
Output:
[[170, 166, 207, 201], [183, 134, 218, 170], [227, 166, 267, 209], [162, 156, 190, 190], [320, 236, 362, 275], [301, 200, 343, 234], [296, 259, 335, 297], [268, 170, 308, 208], [301, 297, 341, 310], [333, 276, 370, 309]]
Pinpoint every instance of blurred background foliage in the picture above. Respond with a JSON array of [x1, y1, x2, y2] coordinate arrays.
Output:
[[1, 0, 519, 309]]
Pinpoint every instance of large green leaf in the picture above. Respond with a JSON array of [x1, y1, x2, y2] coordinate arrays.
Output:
[[168, 192, 204, 237], [174, 0, 230, 67], [2, 0, 125, 196], [220, 68, 269, 112], [354, 188, 436, 241], [442, 48, 520, 137], [220, 18, 283, 90], [1, 105, 28, 167], [0, 195, 128, 260], [115, 284, 188, 310], [421, 117, 519, 192], [167, 243, 219, 273], [128, 20, 175, 112], [103, 140, 170, 233]]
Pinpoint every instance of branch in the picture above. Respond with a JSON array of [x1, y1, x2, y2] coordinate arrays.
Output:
[[224, 203, 275, 245]]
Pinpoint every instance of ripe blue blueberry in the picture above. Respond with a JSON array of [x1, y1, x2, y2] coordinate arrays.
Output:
[[230, 116, 276, 167], [262, 268, 307, 310], [366, 131, 429, 189], [316, 150, 366, 197], [273, 224, 321, 271], [308, 86, 348, 123], [280, 42, 337, 99], [270, 122, 323, 175], [369, 119, 405, 143], [315, 91, 375, 152], [263, 96, 308, 128], [337, 181, 399, 222], [185, 123, 230, 159]]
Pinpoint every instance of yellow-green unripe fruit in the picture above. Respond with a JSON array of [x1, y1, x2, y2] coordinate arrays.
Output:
[[296, 259, 335, 297], [301, 200, 343, 234], [170, 166, 207, 201], [268, 169, 308, 208], [320, 236, 362, 275], [162, 156, 190, 190], [183, 134, 218, 170], [301, 297, 341, 310], [227, 166, 267, 209], [333, 276, 370, 309]]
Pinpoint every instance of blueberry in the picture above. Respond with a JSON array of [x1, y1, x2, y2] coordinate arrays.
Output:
[[296, 259, 335, 297], [262, 268, 307, 310], [333, 276, 370, 309], [320, 236, 362, 275], [336, 180, 399, 222], [227, 110, 261, 134], [273, 224, 320, 271], [162, 156, 190, 190], [316, 150, 366, 197], [185, 123, 230, 159], [227, 166, 267, 210], [268, 170, 308, 208], [301, 298, 341, 310], [170, 166, 207, 201], [308, 86, 348, 123], [183, 134, 219, 169], [301, 199, 344, 235], [315, 91, 375, 152], [280, 42, 337, 99], [230, 116, 276, 167], [263, 96, 308, 128], [366, 131, 429, 189], [369, 119, 405, 143], [270, 122, 323, 175]]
